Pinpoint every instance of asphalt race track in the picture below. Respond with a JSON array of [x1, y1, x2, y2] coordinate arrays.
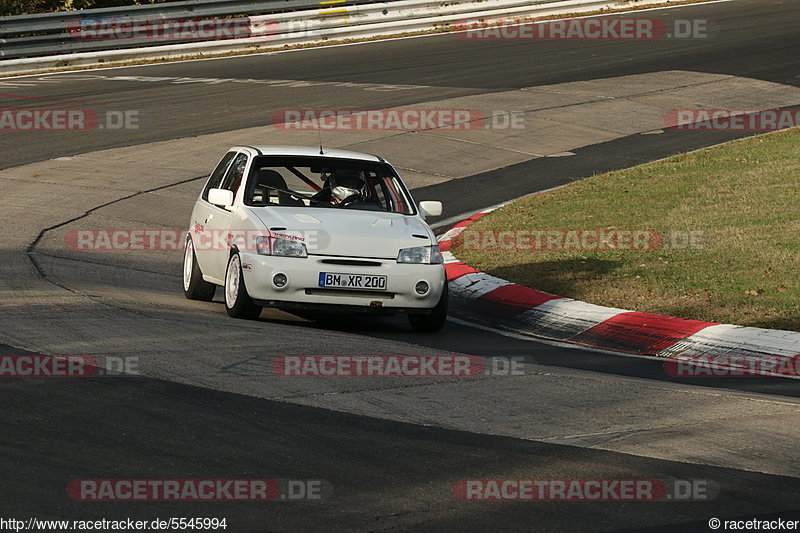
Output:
[[2, 0, 800, 170], [2, 0, 800, 530]]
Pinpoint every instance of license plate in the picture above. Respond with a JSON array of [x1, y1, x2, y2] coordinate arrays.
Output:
[[318, 272, 387, 290]]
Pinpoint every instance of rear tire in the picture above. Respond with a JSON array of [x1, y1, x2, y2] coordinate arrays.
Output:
[[409, 283, 448, 333], [183, 236, 216, 301], [224, 253, 262, 319]]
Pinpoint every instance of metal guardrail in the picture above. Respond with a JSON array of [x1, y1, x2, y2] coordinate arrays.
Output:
[[0, 0, 399, 59], [0, 0, 648, 71], [0, 0, 365, 36]]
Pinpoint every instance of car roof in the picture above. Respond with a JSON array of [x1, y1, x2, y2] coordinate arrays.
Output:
[[234, 146, 384, 162]]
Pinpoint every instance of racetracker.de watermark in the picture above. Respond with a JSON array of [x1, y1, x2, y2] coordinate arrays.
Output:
[[0, 109, 138, 131], [455, 229, 714, 252], [271, 355, 524, 377], [457, 18, 712, 40], [64, 229, 329, 252], [453, 479, 718, 501], [67, 17, 252, 41], [0, 355, 139, 377], [271, 109, 524, 131], [67, 479, 333, 501], [665, 108, 800, 131], [664, 354, 800, 378]]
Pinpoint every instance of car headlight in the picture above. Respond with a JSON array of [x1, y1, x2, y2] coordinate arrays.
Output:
[[397, 245, 442, 264], [256, 236, 308, 258]]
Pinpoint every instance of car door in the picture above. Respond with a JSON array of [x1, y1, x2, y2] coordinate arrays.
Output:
[[204, 151, 249, 281], [192, 151, 237, 277]]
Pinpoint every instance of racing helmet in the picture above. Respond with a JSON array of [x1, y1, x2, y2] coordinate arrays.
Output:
[[329, 169, 366, 202]]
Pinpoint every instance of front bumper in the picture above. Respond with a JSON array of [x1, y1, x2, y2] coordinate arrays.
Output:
[[239, 252, 446, 310]]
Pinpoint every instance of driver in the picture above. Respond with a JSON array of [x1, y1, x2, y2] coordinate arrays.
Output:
[[313, 169, 367, 205]]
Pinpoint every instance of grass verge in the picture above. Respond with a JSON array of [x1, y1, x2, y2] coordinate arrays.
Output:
[[452, 128, 800, 331]]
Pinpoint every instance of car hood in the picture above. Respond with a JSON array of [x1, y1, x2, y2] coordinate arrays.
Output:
[[250, 208, 434, 258]]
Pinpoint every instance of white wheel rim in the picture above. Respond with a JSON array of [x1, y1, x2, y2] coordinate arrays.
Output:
[[183, 238, 193, 291], [225, 254, 241, 308]]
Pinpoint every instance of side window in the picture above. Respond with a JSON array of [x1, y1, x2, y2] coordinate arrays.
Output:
[[370, 175, 390, 211], [388, 176, 407, 214], [202, 151, 236, 201], [219, 153, 248, 196]]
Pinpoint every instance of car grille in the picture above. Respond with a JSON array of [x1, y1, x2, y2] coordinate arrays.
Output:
[[318, 259, 384, 267]]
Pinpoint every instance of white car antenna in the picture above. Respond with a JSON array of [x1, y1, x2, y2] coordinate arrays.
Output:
[[317, 126, 324, 155]]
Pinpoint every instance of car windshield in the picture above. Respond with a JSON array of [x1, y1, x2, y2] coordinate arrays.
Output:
[[243, 156, 415, 215]]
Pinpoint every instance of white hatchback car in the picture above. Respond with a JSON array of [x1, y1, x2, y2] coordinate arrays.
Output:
[[183, 146, 448, 332]]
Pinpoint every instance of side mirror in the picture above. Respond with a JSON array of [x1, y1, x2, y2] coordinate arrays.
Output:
[[208, 188, 234, 208], [418, 201, 442, 219]]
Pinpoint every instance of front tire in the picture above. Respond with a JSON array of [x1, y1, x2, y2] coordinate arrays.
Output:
[[224, 253, 262, 319], [183, 236, 216, 301], [409, 283, 448, 333]]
